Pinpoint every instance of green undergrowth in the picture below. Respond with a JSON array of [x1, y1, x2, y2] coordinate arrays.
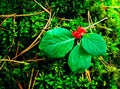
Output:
[[0, 0, 120, 89]]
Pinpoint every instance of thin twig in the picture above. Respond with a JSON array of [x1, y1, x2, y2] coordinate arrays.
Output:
[[0, 28, 7, 31], [99, 56, 109, 66], [0, 16, 10, 26], [0, 57, 44, 64], [8, 38, 15, 54], [12, 40, 39, 60], [15, 41, 20, 58], [28, 68, 34, 89], [34, 0, 50, 14], [16, 80, 23, 89], [0, 11, 45, 18], [85, 70, 91, 82], [97, 25, 112, 31], [31, 70, 39, 89], [103, 5, 120, 8], [12, 35, 40, 60], [84, 17, 108, 29], [0, 59, 29, 64], [87, 11, 96, 32], [57, 17, 72, 21], [0, 62, 6, 71], [27, 57, 46, 62]]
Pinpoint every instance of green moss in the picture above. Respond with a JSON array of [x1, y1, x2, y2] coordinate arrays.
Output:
[[0, 0, 120, 88]]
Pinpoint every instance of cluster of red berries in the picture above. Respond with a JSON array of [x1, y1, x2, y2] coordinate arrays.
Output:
[[72, 27, 86, 39]]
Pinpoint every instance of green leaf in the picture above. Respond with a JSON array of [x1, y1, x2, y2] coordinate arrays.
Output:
[[39, 28, 75, 58], [68, 44, 92, 73], [82, 33, 106, 56]]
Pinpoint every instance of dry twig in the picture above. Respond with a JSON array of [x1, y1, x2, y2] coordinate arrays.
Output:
[[0, 59, 29, 64], [0, 57, 45, 65], [28, 68, 34, 89], [0, 62, 6, 71], [16, 80, 23, 89], [85, 70, 91, 82], [0, 11, 44, 18], [31, 70, 39, 89]]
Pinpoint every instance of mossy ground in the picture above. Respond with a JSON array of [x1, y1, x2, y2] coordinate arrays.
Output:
[[0, 0, 120, 89]]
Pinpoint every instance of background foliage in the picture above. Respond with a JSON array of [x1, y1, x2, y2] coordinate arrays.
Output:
[[0, 0, 120, 89]]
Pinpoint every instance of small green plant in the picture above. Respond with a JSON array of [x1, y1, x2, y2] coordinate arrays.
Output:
[[39, 23, 107, 73]]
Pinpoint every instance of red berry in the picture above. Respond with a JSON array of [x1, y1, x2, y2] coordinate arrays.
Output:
[[77, 27, 86, 34], [72, 31, 82, 39], [72, 27, 86, 39]]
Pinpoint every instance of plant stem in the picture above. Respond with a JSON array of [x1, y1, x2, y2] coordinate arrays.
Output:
[[84, 17, 108, 29]]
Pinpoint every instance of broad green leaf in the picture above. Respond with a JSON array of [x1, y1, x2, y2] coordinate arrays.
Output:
[[68, 44, 92, 73], [39, 28, 75, 58], [82, 33, 106, 56]]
